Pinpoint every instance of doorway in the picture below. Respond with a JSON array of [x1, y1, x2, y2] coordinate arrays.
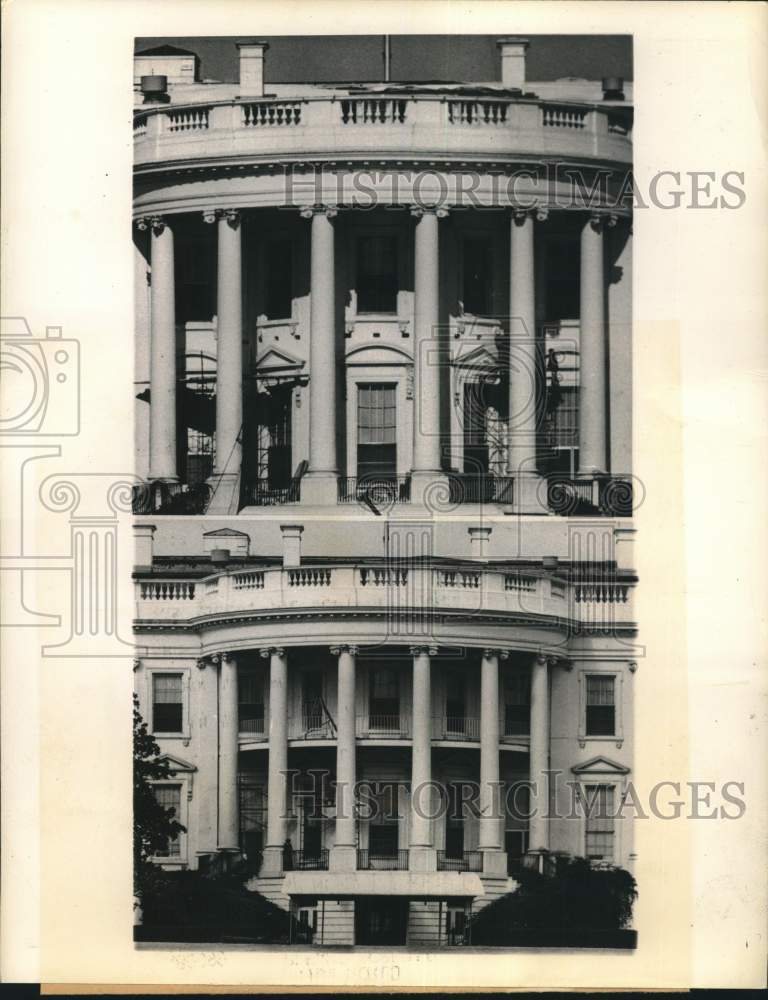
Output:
[[355, 896, 409, 946]]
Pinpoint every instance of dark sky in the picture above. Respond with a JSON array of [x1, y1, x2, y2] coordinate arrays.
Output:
[[135, 35, 632, 84]]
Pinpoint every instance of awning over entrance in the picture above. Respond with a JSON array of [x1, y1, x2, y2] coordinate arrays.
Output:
[[282, 871, 484, 897]]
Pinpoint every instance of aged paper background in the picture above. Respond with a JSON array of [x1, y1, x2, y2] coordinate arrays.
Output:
[[1, 0, 766, 990]]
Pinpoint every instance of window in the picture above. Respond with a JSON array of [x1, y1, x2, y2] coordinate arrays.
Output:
[[445, 783, 465, 858], [446, 905, 468, 944], [548, 385, 579, 449], [302, 671, 324, 732], [462, 238, 492, 315], [356, 235, 398, 313], [238, 671, 264, 735], [504, 670, 530, 736], [585, 675, 616, 736], [369, 822, 399, 857], [179, 235, 215, 322], [357, 383, 397, 480], [152, 673, 183, 733], [544, 236, 579, 320], [584, 784, 616, 862], [153, 784, 182, 857], [369, 667, 400, 724], [445, 671, 466, 733], [265, 239, 293, 320]]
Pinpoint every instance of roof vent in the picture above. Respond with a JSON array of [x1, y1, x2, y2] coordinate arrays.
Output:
[[140, 75, 170, 104], [602, 76, 625, 101], [210, 548, 231, 565]]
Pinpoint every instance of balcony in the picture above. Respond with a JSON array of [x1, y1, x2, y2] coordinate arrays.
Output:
[[286, 849, 329, 871], [356, 714, 410, 739], [134, 94, 632, 177], [437, 850, 483, 873], [545, 476, 635, 517], [132, 481, 211, 515], [432, 716, 480, 742], [135, 563, 637, 634], [448, 474, 514, 506], [357, 849, 409, 871], [338, 476, 411, 505], [238, 716, 266, 739]]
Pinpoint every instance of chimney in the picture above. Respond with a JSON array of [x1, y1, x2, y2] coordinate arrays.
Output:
[[497, 37, 529, 90], [602, 76, 625, 101], [237, 39, 269, 98], [280, 524, 304, 568]]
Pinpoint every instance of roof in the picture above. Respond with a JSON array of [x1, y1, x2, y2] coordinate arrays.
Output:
[[135, 45, 198, 58]]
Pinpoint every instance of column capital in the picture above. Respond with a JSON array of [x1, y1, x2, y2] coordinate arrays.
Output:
[[588, 211, 618, 233], [330, 644, 358, 656], [260, 646, 286, 659], [512, 203, 549, 224], [410, 205, 449, 219], [136, 214, 165, 234], [221, 651, 237, 665], [132, 658, 141, 672], [299, 203, 338, 219], [547, 654, 571, 670], [482, 648, 509, 660], [202, 208, 241, 228], [534, 651, 548, 666], [196, 657, 208, 670], [628, 660, 639, 673], [410, 644, 439, 657]]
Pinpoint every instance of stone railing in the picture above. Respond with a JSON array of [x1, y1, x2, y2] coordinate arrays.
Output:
[[134, 562, 635, 630], [133, 94, 631, 171]]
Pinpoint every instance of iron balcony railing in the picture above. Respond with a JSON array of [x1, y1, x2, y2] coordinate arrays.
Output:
[[447, 474, 514, 505], [433, 716, 480, 741], [357, 849, 409, 871], [356, 714, 410, 739], [545, 475, 634, 517], [437, 850, 483, 872], [238, 716, 266, 737], [286, 848, 329, 871], [338, 475, 411, 504], [242, 480, 301, 506], [132, 481, 211, 515]]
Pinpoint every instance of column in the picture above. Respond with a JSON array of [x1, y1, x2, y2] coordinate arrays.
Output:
[[217, 652, 239, 851], [507, 208, 546, 512], [261, 647, 288, 874], [411, 208, 446, 501], [206, 208, 243, 513], [301, 205, 338, 505], [528, 653, 550, 865], [479, 649, 507, 875], [409, 645, 436, 871], [331, 645, 357, 870], [143, 215, 177, 482], [579, 213, 610, 475]]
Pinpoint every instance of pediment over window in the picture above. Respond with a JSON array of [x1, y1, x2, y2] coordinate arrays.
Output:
[[571, 755, 630, 776], [345, 343, 413, 365], [254, 347, 305, 374], [156, 753, 197, 774], [453, 343, 501, 373]]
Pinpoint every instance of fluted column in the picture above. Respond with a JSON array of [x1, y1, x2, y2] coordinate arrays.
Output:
[[217, 652, 239, 851], [409, 645, 437, 871], [528, 653, 550, 864], [261, 647, 288, 874], [508, 207, 546, 512], [411, 208, 447, 501], [479, 649, 508, 874], [331, 644, 357, 870], [141, 215, 177, 482], [301, 205, 338, 505], [579, 213, 612, 475], [206, 208, 243, 513]]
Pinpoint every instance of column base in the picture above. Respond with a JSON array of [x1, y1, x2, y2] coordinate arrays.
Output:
[[508, 474, 549, 515], [206, 472, 240, 514], [409, 471, 449, 509], [480, 849, 508, 877], [408, 846, 437, 873], [329, 844, 357, 873], [523, 849, 549, 874], [260, 845, 285, 877], [300, 472, 339, 506]]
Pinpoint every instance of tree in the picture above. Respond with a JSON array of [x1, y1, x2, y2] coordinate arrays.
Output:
[[133, 694, 185, 901]]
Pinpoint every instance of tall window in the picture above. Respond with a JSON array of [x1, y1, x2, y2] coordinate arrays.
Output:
[[445, 783, 465, 858], [548, 385, 579, 449], [357, 383, 397, 479], [152, 673, 183, 733], [356, 235, 398, 313], [445, 671, 466, 734], [584, 784, 616, 862], [265, 239, 293, 320], [179, 235, 215, 322], [238, 671, 264, 735], [504, 670, 530, 736], [544, 236, 580, 320], [369, 667, 399, 723], [585, 675, 616, 735], [153, 784, 181, 857], [462, 238, 492, 315], [302, 670, 324, 732]]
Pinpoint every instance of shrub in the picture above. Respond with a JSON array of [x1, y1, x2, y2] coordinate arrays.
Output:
[[470, 856, 637, 945]]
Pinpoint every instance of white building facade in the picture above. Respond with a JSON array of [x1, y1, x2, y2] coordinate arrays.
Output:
[[133, 37, 637, 946]]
